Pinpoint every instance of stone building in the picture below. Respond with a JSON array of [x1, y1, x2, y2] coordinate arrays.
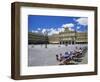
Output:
[[49, 34, 59, 44], [49, 27, 87, 44]]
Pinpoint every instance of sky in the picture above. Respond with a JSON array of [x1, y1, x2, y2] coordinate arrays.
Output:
[[28, 15, 88, 35]]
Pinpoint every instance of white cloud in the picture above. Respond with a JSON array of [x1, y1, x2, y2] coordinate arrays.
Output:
[[37, 28, 41, 30], [76, 18, 88, 26], [62, 23, 74, 28], [48, 28, 59, 35], [77, 26, 80, 29], [61, 23, 75, 31], [32, 30, 38, 33], [61, 23, 74, 31], [77, 30, 83, 33], [41, 27, 64, 36], [42, 28, 46, 33], [57, 28, 65, 32], [50, 28, 54, 31], [32, 23, 75, 36], [68, 28, 74, 31]]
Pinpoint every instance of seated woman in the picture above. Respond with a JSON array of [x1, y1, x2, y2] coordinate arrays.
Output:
[[62, 52, 74, 65], [63, 52, 69, 58], [69, 51, 74, 59]]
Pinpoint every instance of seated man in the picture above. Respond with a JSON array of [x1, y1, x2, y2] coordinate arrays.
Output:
[[56, 55, 59, 61], [74, 47, 79, 53], [79, 47, 82, 54], [74, 47, 81, 56], [56, 53, 63, 62]]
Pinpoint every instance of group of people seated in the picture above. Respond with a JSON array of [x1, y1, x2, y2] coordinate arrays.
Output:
[[56, 47, 84, 65]]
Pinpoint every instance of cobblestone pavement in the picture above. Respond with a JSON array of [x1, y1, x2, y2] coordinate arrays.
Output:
[[28, 44, 87, 66]]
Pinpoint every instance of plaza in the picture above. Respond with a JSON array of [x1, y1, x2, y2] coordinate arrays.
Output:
[[28, 44, 87, 66], [28, 18, 88, 66]]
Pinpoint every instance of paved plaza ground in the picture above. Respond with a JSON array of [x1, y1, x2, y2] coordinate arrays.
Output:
[[28, 44, 87, 66]]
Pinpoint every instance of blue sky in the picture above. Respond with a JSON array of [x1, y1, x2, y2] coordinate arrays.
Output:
[[28, 15, 88, 35]]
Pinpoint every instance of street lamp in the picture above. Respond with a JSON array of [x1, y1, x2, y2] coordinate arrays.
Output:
[[44, 30, 48, 48], [75, 27, 77, 44]]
